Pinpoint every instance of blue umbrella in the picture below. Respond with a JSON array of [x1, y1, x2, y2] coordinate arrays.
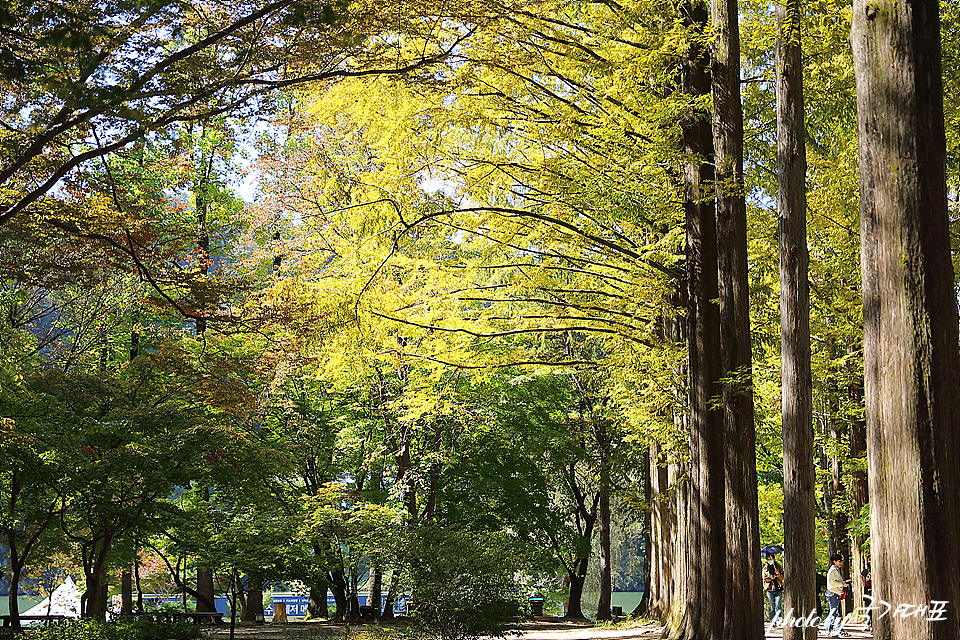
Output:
[[761, 544, 784, 558]]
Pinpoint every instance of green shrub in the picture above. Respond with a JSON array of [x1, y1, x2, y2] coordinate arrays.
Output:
[[401, 526, 523, 640], [26, 617, 203, 640]]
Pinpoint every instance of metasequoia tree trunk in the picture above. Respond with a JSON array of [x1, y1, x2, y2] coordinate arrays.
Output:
[[776, 1, 817, 638], [649, 303, 686, 628], [852, 2, 960, 638], [828, 385, 852, 615], [631, 446, 652, 618], [595, 420, 612, 621], [672, 2, 725, 637], [712, 0, 763, 636], [846, 343, 868, 618]]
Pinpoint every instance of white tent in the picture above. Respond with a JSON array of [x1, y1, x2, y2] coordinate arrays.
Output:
[[22, 576, 81, 618]]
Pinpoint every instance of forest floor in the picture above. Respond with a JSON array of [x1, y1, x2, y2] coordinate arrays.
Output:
[[199, 618, 875, 639]]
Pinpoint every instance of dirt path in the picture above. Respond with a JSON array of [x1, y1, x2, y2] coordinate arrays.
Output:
[[200, 619, 873, 640]]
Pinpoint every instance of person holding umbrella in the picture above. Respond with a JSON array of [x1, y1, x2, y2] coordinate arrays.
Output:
[[761, 546, 785, 626]]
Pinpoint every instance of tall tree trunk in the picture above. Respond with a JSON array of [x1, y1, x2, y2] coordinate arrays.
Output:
[[776, 1, 817, 638], [712, 0, 763, 636], [846, 340, 869, 618], [828, 382, 852, 615], [631, 445, 652, 618], [852, 2, 960, 637], [672, 1, 724, 638], [595, 421, 612, 622]]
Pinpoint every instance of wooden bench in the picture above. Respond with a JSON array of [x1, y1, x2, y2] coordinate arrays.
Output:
[[174, 611, 223, 624], [0, 615, 69, 627]]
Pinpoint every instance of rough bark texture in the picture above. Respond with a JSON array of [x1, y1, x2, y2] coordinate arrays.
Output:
[[631, 446, 652, 618], [369, 565, 383, 618], [566, 557, 590, 619], [711, 0, 763, 636], [671, 2, 724, 637], [847, 344, 869, 617], [307, 583, 329, 619], [596, 420, 612, 621], [197, 568, 216, 612], [852, 2, 960, 638], [82, 535, 113, 619], [242, 575, 264, 623], [121, 569, 133, 615], [776, 2, 817, 638]]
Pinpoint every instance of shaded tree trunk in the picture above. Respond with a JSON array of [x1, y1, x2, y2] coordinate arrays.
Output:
[[631, 445, 652, 618], [135, 556, 144, 612], [776, 1, 817, 638], [197, 568, 216, 613], [82, 534, 113, 619], [369, 564, 383, 618], [712, 0, 763, 636], [595, 421, 612, 621], [565, 558, 590, 620], [852, 2, 960, 637], [121, 569, 133, 615], [329, 569, 349, 621], [307, 584, 329, 619], [671, 1, 724, 638], [846, 341, 869, 617]]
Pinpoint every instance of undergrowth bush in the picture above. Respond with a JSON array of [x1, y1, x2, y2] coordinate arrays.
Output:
[[25, 617, 203, 640]]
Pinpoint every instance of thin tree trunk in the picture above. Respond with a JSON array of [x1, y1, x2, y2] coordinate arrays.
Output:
[[369, 564, 382, 618], [846, 340, 868, 617], [776, 1, 817, 638], [828, 383, 852, 616], [135, 555, 144, 613], [852, 2, 960, 637], [596, 421, 612, 621]]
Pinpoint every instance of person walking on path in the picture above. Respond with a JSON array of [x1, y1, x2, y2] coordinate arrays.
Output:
[[824, 553, 851, 637], [762, 554, 785, 626], [860, 557, 872, 631]]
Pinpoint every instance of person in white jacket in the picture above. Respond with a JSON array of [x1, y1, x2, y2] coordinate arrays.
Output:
[[823, 553, 851, 637]]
